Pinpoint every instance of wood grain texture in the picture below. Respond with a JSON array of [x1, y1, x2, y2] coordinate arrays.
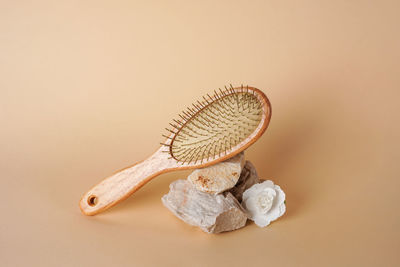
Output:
[[79, 86, 271, 215], [79, 147, 178, 215]]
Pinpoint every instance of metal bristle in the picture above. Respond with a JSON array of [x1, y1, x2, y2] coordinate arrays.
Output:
[[169, 123, 180, 130], [165, 128, 175, 134], [161, 85, 263, 164], [213, 89, 221, 99], [202, 96, 210, 104], [173, 119, 183, 125], [179, 114, 188, 121], [160, 142, 171, 147]]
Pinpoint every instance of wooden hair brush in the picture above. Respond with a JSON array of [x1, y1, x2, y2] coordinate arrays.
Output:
[[80, 85, 271, 215]]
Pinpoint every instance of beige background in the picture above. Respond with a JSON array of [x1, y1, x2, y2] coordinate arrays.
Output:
[[1, 0, 399, 266]]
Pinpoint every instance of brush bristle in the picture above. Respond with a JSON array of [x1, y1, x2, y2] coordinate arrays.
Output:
[[162, 85, 263, 164]]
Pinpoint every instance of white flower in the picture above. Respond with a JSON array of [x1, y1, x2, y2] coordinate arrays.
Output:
[[242, 180, 286, 227]]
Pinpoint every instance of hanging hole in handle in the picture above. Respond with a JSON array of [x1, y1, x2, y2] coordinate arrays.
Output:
[[87, 195, 98, 206]]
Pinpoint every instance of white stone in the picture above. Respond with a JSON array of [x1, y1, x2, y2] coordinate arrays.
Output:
[[187, 152, 245, 194], [228, 161, 259, 202], [162, 179, 247, 233]]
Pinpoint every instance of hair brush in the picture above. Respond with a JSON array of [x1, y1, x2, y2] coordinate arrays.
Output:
[[80, 85, 271, 215]]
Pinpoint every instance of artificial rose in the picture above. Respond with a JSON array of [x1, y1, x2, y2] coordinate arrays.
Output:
[[242, 180, 286, 227]]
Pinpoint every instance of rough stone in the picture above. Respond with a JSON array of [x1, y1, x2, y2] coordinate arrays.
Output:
[[228, 160, 260, 202], [187, 152, 245, 194], [162, 179, 247, 233]]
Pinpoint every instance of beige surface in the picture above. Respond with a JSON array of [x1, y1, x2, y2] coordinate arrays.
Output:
[[1, 1, 399, 266]]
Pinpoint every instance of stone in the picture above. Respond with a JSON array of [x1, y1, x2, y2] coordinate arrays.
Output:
[[162, 179, 247, 233], [187, 152, 245, 194], [229, 160, 260, 202]]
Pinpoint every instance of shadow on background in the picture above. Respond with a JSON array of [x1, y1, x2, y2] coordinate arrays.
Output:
[[253, 86, 334, 221]]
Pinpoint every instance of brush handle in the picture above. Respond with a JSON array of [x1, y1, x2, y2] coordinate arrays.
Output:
[[79, 148, 173, 215]]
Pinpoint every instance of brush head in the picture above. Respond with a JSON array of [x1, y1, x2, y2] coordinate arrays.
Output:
[[161, 85, 271, 166]]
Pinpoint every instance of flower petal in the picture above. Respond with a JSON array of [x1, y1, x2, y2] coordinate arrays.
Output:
[[243, 195, 259, 216], [273, 185, 286, 206], [242, 180, 286, 228], [262, 180, 274, 189], [254, 215, 271, 227]]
